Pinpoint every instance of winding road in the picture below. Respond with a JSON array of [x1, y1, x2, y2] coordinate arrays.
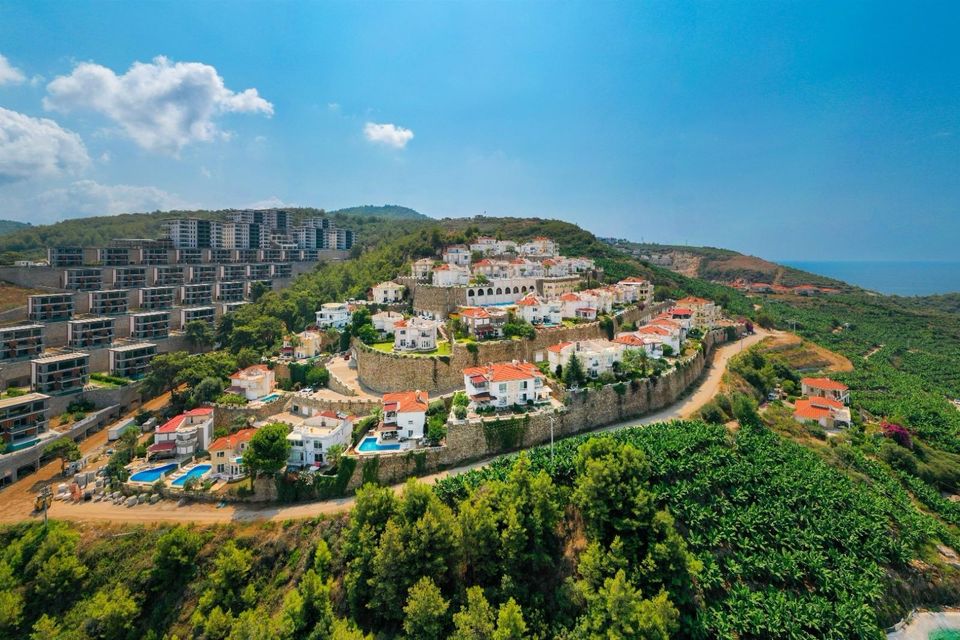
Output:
[[2, 330, 769, 525]]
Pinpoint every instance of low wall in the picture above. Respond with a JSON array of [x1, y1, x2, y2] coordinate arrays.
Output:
[[344, 447, 445, 491], [354, 302, 672, 394], [212, 395, 292, 429], [357, 327, 739, 485], [289, 394, 379, 417]]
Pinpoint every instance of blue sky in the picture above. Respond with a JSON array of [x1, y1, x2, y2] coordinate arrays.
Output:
[[0, 1, 957, 260]]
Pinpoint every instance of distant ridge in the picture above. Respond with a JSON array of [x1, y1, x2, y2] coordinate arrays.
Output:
[[0, 220, 30, 237], [327, 205, 429, 220]]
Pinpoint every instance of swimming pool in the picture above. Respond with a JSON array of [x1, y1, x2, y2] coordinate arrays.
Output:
[[357, 437, 401, 453], [129, 463, 178, 483], [170, 464, 211, 487], [260, 392, 282, 403]]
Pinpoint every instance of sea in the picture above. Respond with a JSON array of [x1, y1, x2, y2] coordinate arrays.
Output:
[[783, 261, 960, 297]]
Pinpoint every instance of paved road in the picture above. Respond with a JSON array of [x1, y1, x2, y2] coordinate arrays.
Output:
[[11, 331, 768, 525]]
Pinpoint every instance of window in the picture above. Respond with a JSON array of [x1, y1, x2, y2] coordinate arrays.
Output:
[[499, 383, 507, 393], [408, 430, 413, 437], [313, 441, 322, 449]]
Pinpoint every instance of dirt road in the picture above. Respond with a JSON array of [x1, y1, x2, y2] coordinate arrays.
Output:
[[10, 331, 768, 526], [0, 391, 173, 522]]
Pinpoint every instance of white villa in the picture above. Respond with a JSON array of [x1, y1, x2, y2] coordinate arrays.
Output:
[[613, 333, 664, 359], [463, 361, 550, 410], [442, 245, 472, 266], [316, 302, 352, 330], [470, 236, 517, 256], [148, 407, 214, 458], [372, 310, 405, 336], [559, 292, 598, 321], [210, 428, 256, 480], [286, 410, 354, 468], [433, 263, 471, 287], [675, 297, 721, 329], [379, 390, 429, 442], [394, 317, 440, 352], [516, 293, 562, 326], [801, 377, 851, 405], [411, 258, 435, 281], [288, 329, 325, 359], [458, 306, 508, 340], [227, 364, 276, 401], [547, 339, 625, 378], [618, 277, 654, 305], [794, 396, 852, 429], [518, 237, 558, 257], [372, 281, 406, 305]]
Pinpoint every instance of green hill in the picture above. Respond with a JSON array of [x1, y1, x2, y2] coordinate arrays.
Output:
[[328, 204, 429, 220], [0, 220, 29, 237]]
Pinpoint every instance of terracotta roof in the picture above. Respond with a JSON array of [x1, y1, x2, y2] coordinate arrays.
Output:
[[547, 341, 573, 353], [183, 407, 213, 417], [620, 277, 649, 284], [638, 326, 670, 336], [801, 377, 849, 392], [560, 292, 582, 301], [459, 307, 490, 319], [671, 308, 693, 315], [230, 364, 271, 379], [156, 415, 186, 434], [516, 294, 541, 306], [677, 296, 711, 305], [614, 335, 649, 347], [382, 390, 429, 414], [463, 361, 543, 383], [434, 264, 451, 271], [808, 396, 844, 410], [147, 441, 176, 452], [209, 428, 257, 451], [793, 399, 830, 421]]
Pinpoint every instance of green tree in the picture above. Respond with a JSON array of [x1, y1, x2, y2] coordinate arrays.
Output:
[[43, 439, 81, 475], [573, 570, 678, 640], [493, 598, 529, 640], [451, 587, 495, 640], [29, 614, 62, 640], [153, 526, 204, 585], [242, 422, 291, 489], [80, 584, 139, 640], [185, 320, 216, 350], [564, 354, 586, 388], [402, 576, 449, 640], [199, 541, 253, 614]]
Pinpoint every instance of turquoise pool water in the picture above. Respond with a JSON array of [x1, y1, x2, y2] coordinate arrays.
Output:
[[129, 463, 178, 483], [171, 464, 211, 487], [260, 392, 282, 402], [358, 437, 400, 453]]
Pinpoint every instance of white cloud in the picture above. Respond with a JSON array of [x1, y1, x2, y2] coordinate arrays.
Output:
[[44, 56, 273, 154], [0, 54, 25, 86], [0, 107, 90, 183], [33, 180, 191, 221], [364, 122, 414, 149], [243, 196, 294, 209]]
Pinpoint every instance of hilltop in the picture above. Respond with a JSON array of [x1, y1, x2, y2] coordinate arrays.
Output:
[[0, 220, 30, 237], [603, 238, 847, 289], [0, 206, 429, 262]]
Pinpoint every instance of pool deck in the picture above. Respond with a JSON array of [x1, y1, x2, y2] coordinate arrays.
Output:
[[889, 611, 960, 639]]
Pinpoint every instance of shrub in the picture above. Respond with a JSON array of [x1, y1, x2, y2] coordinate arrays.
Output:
[[882, 421, 913, 449]]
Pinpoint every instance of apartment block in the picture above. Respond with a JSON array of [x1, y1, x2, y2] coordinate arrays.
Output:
[[216, 281, 245, 302], [47, 247, 84, 267], [141, 246, 172, 265], [31, 352, 90, 395], [62, 268, 103, 291], [247, 263, 271, 279], [109, 343, 157, 379], [271, 263, 292, 279], [112, 266, 147, 289], [188, 265, 217, 283], [221, 301, 249, 314], [219, 264, 247, 280], [180, 283, 214, 306], [28, 294, 74, 322], [233, 249, 259, 263], [88, 289, 129, 315], [0, 393, 49, 447], [206, 248, 233, 264], [129, 311, 170, 340], [180, 306, 216, 327], [153, 266, 184, 286], [0, 324, 44, 361], [301, 249, 319, 262], [228, 208, 289, 230], [261, 248, 284, 263], [99, 247, 135, 266], [163, 218, 222, 249], [138, 286, 176, 310], [175, 248, 202, 264], [67, 317, 115, 349]]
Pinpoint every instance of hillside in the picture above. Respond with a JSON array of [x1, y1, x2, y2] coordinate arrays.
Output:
[[0, 206, 430, 262], [604, 238, 847, 288], [0, 220, 29, 237]]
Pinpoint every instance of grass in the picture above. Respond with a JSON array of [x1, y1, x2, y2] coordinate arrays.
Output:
[[0, 282, 45, 312], [370, 340, 452, 357]]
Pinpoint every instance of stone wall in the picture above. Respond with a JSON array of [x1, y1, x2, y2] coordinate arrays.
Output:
[[407, 281, 469, 318], [354, 302, 672, 394], [289, 394, 379, 418], [344, 447, 445, 491], [356, 327, 742, 486], [212, 395, 292, 429]]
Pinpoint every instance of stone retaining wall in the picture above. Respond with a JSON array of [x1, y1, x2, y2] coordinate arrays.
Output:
[[213, 395, 292, 429], [354, 302, 671, 394]]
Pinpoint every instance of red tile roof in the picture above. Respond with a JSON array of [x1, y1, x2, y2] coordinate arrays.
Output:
[[614, 335, 648, 347], [638, 326, 670, 336], [801, 377, 849, 392], [209, 428, 257, 451], [156, 415, 186, 434], [230, 364, 271, 379], [793, 399, 830, 421], [671, 308, 693, 315], [183, 407, 213, 417], [516, 294, 541, 306], [463, 361, 544, 383], [677, 296, 711, 305], [459, 307, 490, 319], [382, 390, 429, 414], [547, 341, 573, 353]]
